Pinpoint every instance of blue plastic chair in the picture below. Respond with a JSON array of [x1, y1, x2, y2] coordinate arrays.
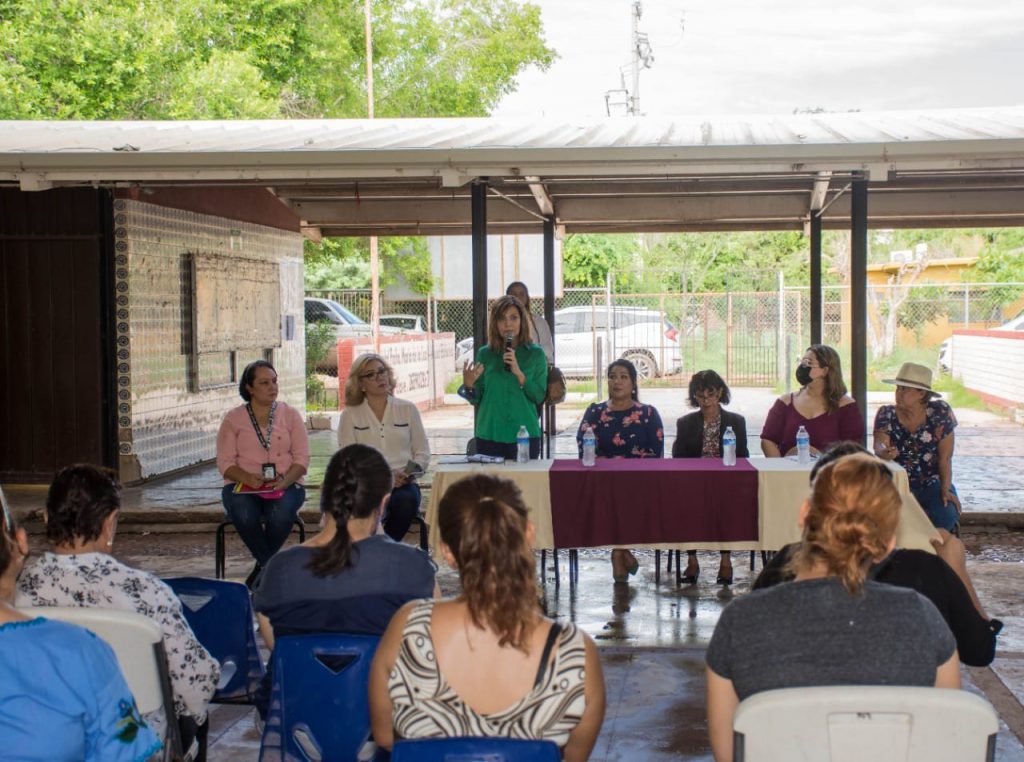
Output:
[[391, 738, 561, 761], [259, 634, 381, 762], [163, 576, 265, 702]]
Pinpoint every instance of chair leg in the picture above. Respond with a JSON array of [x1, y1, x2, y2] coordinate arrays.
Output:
[[414, 515, 429, 552], [294, 519, 306, 543], [749, 550, 755, 571], [215, 522, 228, 580], [675, 550, 682, 585], [655, 550, 661, 584], [540, 549, 547, 582]]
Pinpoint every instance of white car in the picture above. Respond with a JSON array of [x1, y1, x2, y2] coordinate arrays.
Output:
[[938, 309, 1024, 372], [379, 314, 426, 333], [305, 297, 401, 372], [455, 306, 681, 379]]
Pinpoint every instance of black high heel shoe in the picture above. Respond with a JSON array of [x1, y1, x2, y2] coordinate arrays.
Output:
[[681, 568, 700, 585], [716, 568, 733, 585]]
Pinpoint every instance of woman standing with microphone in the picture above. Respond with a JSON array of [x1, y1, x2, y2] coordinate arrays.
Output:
[[459, 295, 548, 459]]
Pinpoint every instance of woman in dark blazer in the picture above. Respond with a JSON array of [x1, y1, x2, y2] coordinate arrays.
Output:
[[672, 370, 749, 585]]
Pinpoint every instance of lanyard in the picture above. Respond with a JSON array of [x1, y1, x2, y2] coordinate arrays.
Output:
[[246, 402, 277, 453]]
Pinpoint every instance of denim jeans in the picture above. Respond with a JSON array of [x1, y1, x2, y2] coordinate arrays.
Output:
[[911, 480, 959, 532], [220, 483, 306, 566], [383, 482, 421, 541]]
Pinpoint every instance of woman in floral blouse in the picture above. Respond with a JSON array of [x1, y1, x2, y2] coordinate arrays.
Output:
[[16, 465, 220, 757], [873, 362, 960, 531], [576, 359, 664, 582]]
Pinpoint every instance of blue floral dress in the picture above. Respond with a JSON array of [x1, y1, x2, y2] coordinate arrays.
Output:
[[576, 401, 664, 459], [873, 399, 957, 488]]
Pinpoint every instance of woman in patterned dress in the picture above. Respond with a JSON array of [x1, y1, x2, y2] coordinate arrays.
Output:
[[369, 474, 606, 761], [16, 465, 219, 758], [575, 358, 664, 581], [672, 370, 750, 585], [873, 362, 961, 531]]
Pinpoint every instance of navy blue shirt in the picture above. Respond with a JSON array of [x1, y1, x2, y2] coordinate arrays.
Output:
[[253, 535, 436, 639]]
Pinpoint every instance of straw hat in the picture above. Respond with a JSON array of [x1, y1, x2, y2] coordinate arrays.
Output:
[[882, 362, 939, 396]]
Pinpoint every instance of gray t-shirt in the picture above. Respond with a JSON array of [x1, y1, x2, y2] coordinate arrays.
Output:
[[706, 578, 956, 701]]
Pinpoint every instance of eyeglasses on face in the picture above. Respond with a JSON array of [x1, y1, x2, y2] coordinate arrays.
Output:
[[360, 368, 390, 381]]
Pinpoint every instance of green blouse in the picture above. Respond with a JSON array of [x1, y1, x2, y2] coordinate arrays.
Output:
[[469, 343, 548, 442]]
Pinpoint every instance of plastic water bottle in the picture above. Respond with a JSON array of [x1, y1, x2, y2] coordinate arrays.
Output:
[[796, 425, 811, 464], [516, 425, 530, 464], [582, 425, 597, 467], [722, 426, 737, 467]]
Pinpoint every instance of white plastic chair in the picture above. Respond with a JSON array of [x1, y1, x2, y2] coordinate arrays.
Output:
[[21, 606, 185, 761], [733, 686, 998, 762]]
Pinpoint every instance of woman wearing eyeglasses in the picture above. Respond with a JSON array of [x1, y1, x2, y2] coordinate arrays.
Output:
[[760, 344, 864, 458], [338, 353, 430, 542]]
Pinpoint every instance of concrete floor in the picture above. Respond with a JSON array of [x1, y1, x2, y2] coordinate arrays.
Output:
[[6, 388, 1024, 759]]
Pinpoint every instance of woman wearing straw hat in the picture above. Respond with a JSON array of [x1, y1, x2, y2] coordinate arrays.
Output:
[[873, 362, 961, 531]]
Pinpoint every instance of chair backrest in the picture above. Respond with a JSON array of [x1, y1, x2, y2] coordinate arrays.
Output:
[[391, 738, 562, 761], [259, 634, 381, 762], [163, 576, 265, 701], [733, 686, 998, 762], [21, 605, 182, 759]]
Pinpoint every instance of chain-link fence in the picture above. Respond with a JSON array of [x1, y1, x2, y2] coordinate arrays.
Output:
[[306, 282, 1024, 386]]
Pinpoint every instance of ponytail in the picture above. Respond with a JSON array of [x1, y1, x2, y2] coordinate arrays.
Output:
[[308, 444, 392, 577], [791, 454, 900, 594], [438, 474, 539, 651]]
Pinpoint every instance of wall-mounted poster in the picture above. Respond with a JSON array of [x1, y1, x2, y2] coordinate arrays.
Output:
[[191, 252, 281, 354]]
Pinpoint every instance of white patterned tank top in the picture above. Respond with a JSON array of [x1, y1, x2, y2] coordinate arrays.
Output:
[[387, 599, 588, 747]]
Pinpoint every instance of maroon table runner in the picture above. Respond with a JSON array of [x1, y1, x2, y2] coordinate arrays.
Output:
[[548, 458, 759, 547]]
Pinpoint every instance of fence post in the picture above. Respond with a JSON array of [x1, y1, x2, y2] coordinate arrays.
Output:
[[776, 271, 786, 389], [964, 283, 970, 327], [726, 292, 734, 382]]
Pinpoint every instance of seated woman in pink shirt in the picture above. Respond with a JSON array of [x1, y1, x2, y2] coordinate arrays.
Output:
[[216, 360, 310, 586], [760, 344, 864, 457]]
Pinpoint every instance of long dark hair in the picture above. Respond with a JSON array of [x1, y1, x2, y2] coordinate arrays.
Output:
[[807, 344, 848, 413], [307, 444, 393, 577], [438, 474, 539, 651]]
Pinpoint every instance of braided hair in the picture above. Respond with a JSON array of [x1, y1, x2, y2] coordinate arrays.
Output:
[[307, 444, 393, 577]]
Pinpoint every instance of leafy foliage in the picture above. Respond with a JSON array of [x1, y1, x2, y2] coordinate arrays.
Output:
[[0, 0, 555, 120]]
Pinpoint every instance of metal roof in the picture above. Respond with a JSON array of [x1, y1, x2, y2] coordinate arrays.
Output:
[[3, 106, 1024, 235]]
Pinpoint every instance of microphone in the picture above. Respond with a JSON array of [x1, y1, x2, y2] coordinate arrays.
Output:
[[504, 331, 514, 371]]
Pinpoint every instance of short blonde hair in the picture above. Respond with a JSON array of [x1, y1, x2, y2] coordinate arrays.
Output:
[[345, 353, 395, 407]]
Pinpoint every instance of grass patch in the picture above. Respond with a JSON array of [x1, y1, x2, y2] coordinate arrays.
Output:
[[931, 375, 989, 411]]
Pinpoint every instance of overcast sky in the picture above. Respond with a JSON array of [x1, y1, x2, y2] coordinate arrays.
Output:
[[494, 0, 1024, 118]]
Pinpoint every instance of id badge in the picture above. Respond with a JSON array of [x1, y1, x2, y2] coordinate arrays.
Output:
[[262, 463, 277, 481]]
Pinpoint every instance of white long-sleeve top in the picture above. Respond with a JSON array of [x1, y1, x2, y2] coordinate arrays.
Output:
[[337, 396, 430, 472]]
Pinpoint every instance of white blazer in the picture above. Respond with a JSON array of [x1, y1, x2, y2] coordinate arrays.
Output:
[[337, 396, 430, 472]]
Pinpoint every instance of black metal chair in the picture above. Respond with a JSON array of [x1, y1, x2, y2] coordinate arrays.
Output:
[[214, 519, 306, 579]]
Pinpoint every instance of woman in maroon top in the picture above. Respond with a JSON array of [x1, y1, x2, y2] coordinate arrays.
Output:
[[760, 344, 864, 457]]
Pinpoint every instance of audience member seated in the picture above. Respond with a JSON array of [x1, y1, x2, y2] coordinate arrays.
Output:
[[672, 369, 749, 585], [252, 444, 436, 715], [874, 362, 961, 531], [761, 344, 864, 457], [0, 489, 161, 762], [705, 453, 960, 762], [369, 474, 606, 761], [16, 465, 219, 754], [576, 358, 664, 582], [337, 353, 431, 542], [217, 359, 310, 588], [754, 441, 1000, 667]]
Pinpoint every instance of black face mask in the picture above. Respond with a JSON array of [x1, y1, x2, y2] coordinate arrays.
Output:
[[795, 364, 814, 386]]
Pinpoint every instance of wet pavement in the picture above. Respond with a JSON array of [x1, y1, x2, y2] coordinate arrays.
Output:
[[6, 387, 1024, 759]]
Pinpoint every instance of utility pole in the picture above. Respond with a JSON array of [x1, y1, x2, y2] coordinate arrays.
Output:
[[365, 0, 380, 352], [604, 1, 656, 116]]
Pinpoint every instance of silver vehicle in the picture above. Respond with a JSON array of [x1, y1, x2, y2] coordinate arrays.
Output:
[[379, 314, 426, 333], [455, 305, 680, 379], [305, 297, 401, 372]]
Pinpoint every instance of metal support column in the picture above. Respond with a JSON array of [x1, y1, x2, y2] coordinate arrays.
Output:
[[471, 180, 488, 433], [543, 216, 556, 457], [810, 211, 823, 345], [471, 179, 488, 364], [850, 178, 868, 443]]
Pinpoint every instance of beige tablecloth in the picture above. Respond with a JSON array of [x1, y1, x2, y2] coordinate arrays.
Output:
[[425, 458, 939, 557]]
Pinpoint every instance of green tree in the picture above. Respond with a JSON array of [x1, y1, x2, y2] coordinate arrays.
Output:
[[562, 233, 638, 288], [0, 0, 555, 120]]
